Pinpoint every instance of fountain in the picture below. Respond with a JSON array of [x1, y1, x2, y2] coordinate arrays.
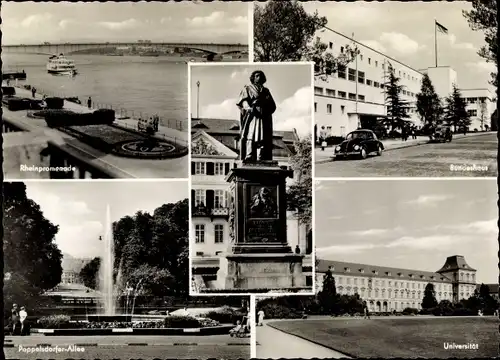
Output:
[[100, 204, 116, 315]]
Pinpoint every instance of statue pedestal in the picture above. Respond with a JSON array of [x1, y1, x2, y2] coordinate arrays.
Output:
[[216, 161, 306, 290]]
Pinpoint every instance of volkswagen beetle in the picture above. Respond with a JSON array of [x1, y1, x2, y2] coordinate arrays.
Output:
[[333, 129, 384, 160]]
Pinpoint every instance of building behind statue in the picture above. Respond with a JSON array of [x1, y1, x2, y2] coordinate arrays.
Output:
[[190, 118, 313, 290]]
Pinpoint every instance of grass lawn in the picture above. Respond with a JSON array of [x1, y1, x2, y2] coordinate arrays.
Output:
[[269, 317, 498, 358]]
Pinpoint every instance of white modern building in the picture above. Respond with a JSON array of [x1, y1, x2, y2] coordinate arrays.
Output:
[[314, 27, 423, 138], [460, 88, 495, 131], [190, 118, 313, 290], [316, 255, 478, 312], [315, 27, 497, 138]]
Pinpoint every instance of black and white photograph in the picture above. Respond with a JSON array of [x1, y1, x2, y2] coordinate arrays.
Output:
[[253, 1, 497, 177], [189, 63, 314, 294], [254, 179, 497, 359], [3, 181, 250, 359], [2, 2, 249, 179]]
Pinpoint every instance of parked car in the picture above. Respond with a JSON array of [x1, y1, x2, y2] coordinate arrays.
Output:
[[333, 129, 384, 160], [429, 125, 452, 143]]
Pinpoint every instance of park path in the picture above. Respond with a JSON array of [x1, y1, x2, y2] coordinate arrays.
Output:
[[256, 321, 348, 359]]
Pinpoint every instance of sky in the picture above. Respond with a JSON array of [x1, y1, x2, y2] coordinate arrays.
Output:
[[23, 181, 188, 259], [1, 2, 248, 44], [315, 180, 498, 284], [301, 1, 495, 93], [191, 64, 313, 137]]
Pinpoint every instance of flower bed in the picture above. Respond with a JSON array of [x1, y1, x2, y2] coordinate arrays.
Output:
[[36, 315, 220, 329]]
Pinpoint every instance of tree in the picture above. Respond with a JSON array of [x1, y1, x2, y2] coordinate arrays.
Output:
[[317, 268, 337, 315], [463, 1, 498, 88], [444, 85, 470, 132], [3, 182, 63, 305], [254, 1, 358, 80], [384, 64, 411, 132], [478, 100, 488, 131], [416, 73, 444, 127], [421, 283, 438, 309], [286, 136, 312, 225], [79, 257, 101, 290]]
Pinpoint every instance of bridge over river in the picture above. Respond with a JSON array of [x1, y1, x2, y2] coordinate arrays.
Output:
[[2, 42, 248, 56]]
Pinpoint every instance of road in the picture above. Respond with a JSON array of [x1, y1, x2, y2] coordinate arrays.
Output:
[[315, 132, 497, 177], [256, 322, 346, 359], [3, 334, 250, 359]]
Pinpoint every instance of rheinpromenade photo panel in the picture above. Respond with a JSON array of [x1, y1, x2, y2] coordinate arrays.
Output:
[[255, 179, 498, 359], [189, 63, 314, 295], [3, 180, 250, 359], [253, 1, 497, 178], [2, 1, 249, 180]]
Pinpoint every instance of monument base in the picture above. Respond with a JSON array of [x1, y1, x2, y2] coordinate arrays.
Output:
[[216, 253, 306, 290]]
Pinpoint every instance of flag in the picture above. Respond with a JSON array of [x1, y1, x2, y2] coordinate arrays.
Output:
[[436, 21, 448, 34]]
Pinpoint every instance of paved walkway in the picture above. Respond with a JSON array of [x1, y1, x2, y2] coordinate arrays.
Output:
[[256, 321, 347, 359], [315, 132, 494, 164], [10, 84, 188, 145]]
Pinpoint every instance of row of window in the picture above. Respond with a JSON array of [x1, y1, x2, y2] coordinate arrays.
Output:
[[336, 286, 457, 300], [465, 97, 487, 104], [192, 161, 232, 176], [194, 223, 224, 244], [467, 109, 478, 117], [327, 41, 420, 83], [334, 277, 453, 291], [315, 102, 417, 116], [315, 83, 417, 99], [193, 189, 228, 209]]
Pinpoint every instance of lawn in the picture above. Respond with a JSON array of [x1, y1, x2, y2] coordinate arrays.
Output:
[[269, 317, 498, 358]]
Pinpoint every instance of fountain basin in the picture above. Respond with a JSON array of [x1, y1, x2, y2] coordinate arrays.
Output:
[[71, 314, 167, 322], [31, 325, 234, 336]]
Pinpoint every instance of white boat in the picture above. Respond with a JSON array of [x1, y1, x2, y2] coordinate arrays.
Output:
[[47, 54, 77, 75]]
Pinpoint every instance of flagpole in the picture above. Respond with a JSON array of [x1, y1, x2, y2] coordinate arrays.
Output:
[[434, 19, 438, 67], [353, 32, 358, 124]]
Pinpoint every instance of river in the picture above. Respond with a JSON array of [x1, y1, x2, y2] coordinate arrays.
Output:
[[3, 53, 192, 129]]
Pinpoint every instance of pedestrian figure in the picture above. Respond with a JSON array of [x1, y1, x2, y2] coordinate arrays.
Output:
[[31, 87, 36, 98], [363, 303, 370, 320], [6, 79, 10, 86], [295, 245, 301, 254], [401, 127, 407, 141], [19, 306, 27, 335], [412, 127, 416, 139], [11, 304, 20, 335], [463, 127, 467, 136], [87, 96, 92, 109]]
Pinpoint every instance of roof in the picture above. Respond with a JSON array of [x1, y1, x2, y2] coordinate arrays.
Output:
[[317, 259, 453, 283], [436, 255, 476, 273]]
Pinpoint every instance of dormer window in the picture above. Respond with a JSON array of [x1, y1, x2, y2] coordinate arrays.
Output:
[[430, 276, 435, 280], [398, 272, 403, 277], [345, 267, 351, 273], [420, 275, 425, 279], [409, 274, 414, 278], [359, 268, 364, 273], [328, 266, 334, 272], [372, 270, 378, 275], [386, 272, 391, 276]]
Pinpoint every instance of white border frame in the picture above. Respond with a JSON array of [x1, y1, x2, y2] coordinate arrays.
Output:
[[188, 61, 317, 297]]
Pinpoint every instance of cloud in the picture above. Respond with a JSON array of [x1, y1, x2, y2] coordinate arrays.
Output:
[[27, 192, 93, 220], [274, 86, 312, 137], [160, 17, 172, 24], [348, 228, 398, 237], [21, 13, 53, 28], [98, 19, 140, 30], [379, 32, 424, 55], [386, 235, 458, 249], [231, 16, 248, 26], [440, 219, 497, 235], [201, 98, 239, 119], [186, 11, 225, 26], [406, 194, 453, 206], [59, 19, 78, 30], [448, 34, 476, 51], [231, 69, 250, 80], [56, 220, 104, 258], [360, 40, 386, 53], [466, 61, 496, 73], [317, 243, 378, 255]]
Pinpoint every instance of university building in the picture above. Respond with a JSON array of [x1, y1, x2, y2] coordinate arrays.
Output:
[[314, 27, 496, 138], [60, 256, 91, 285], [316, 255, 478, 312], [190, 118, 313, 290]]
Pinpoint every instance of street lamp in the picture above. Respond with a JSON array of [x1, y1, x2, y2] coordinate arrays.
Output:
[[196, 81, 200, 119]]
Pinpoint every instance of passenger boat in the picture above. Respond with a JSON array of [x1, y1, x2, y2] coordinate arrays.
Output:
[[46, 54, 78, 75]]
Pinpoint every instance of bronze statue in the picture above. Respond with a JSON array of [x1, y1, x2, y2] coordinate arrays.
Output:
[[237, 70, 277, 162], [250, 187, 277, 218]]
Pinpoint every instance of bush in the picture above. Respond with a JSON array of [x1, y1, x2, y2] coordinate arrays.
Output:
[[3, 97, 31, 111], [2, 86, 16, 96], [258, 303, 301, 320], [452, 308, 477, 316], [93, 108, 116, 124], [402, 307, 419, 315], [387, 130, 402, 138], [45, 97, 64, 110], [324, 136, 345, 146], [164, 315, 201, 328], [202, 306, 245, 325], [37, 315, 73, 329]]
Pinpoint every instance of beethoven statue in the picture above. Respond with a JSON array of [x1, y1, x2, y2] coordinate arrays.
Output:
[[250, 187, 277, 218], [237, 70, 277, 162]]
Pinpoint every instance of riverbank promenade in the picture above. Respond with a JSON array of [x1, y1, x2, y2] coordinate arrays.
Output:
[[3, 84, 189, 179]]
